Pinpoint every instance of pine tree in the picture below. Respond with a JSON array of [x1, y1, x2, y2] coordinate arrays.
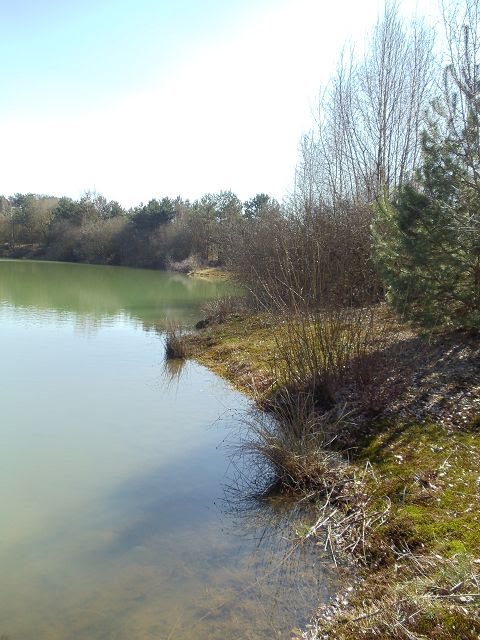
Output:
[[373, 16, 480, 330]]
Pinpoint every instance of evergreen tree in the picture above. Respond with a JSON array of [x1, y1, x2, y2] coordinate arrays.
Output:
[[373, 17, 480, 330]]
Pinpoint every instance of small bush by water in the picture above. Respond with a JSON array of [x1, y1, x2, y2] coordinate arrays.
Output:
[[241, 386, 352, 495], [164, 325, 188, 359]]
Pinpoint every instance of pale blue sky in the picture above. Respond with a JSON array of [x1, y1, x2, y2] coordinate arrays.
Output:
[[0, 0, 269, 115], [0, 0, 437, 206]]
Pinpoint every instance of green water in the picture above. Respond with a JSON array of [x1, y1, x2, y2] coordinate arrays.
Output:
[[0, 260, 332, 640]]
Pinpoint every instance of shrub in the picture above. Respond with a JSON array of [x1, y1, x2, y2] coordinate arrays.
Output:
[[239, 386, 351, 495]]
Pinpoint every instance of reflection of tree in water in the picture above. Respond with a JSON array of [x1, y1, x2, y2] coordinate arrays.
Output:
[[73, 313, 116, 336], [0, 260, 237, 333]]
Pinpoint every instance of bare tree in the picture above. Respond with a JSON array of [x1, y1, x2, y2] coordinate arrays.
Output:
[[297, 1, 434, 208]]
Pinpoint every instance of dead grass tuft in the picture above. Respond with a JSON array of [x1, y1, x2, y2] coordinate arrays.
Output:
[[308, 553, 480, 639], [164, 324, 188, 359]]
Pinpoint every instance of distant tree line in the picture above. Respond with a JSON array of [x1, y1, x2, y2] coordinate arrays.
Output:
[[0, 190, 280, 271]]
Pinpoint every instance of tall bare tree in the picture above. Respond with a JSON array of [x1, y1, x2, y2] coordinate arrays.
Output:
[[297, 1, 434, 209]]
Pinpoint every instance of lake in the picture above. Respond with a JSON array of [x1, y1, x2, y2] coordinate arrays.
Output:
[[0, 260, 332, 639]]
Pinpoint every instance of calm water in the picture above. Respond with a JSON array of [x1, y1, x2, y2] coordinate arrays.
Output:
[[0, 260, 332, 640]]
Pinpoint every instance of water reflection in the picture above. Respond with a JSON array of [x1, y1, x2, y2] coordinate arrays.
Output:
[[0, 259, 237, 333], [0, 260, 334, 640], [214, 461, 336, 634], [0, 438, 332, 640], [162, 355, 187, 387]]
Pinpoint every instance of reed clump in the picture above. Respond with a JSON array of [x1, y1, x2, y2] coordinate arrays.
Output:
[[240, 387, 393, 566], [164, 324, 188, 359], [241, 387, 353, 495]]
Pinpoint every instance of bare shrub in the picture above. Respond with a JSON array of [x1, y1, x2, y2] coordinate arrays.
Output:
[[297, 3, 434, 208], [270, 306, 394, 409], [230, 201, 379, 312]]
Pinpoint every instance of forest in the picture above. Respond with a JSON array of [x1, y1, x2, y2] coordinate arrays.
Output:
[[0, 189, 278, 271]]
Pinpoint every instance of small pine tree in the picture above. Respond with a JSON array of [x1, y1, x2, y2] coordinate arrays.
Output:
[[373, 18, 480, 331]]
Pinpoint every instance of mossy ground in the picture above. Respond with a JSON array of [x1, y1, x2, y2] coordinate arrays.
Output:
[[184, 313, 277, 393], [356, 421, 480, 559], [184, 312, 480, 638]]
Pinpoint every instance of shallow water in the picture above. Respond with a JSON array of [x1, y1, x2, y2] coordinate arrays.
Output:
[[0, 260, 333, 639]]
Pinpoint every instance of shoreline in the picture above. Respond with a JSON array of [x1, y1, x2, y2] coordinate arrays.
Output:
[[0, 250, 232, 280], [184, 311, 480, 639]]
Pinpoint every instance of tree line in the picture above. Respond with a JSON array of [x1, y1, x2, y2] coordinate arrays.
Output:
[[233, 0, 480, 331], [0, 190, 279, 271]]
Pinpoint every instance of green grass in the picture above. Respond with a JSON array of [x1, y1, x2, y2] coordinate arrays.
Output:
[[184, 313, 277, 393]]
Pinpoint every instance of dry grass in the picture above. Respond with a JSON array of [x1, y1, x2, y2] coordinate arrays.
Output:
[[307, 552, 480, 639], [164, 324, 188, 359], [188, 266, 232, 280], [200, 295, 251, 325], [238, 386, 393, 567], [239, 387, 352, 494]]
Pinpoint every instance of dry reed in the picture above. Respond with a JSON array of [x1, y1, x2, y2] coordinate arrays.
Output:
[[164, 323, 188, 359]]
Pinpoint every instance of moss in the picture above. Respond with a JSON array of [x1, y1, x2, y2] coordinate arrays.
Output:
[[348, 419, 480, 561]]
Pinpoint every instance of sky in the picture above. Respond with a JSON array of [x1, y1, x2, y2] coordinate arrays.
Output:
[[0, 0, 439, 207]]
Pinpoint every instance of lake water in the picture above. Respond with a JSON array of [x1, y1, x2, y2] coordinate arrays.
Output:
[[0, 260, 332, 639]]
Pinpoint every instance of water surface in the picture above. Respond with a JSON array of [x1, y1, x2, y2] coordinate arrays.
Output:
[[0, 261, 332, 639]]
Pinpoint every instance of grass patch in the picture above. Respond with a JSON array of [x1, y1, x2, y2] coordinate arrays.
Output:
[[312, 552, 480, 639], [183, 313, 277, 393], [354, 422, 480, 559], [188, 266, 233, 280]]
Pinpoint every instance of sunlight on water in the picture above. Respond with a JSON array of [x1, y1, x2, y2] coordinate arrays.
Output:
[[0, 261, 334, 639]]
